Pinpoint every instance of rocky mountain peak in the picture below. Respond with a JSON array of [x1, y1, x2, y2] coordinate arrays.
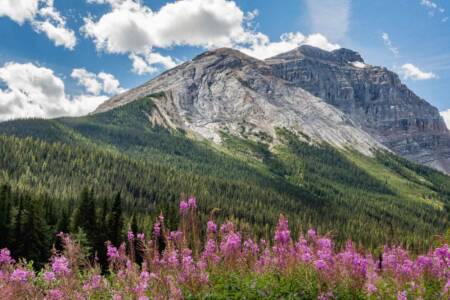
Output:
[[95, 45, 450, 173], [268, 45, 364, 65]]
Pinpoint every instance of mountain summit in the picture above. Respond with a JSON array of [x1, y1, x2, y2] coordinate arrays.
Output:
[[96, 45, 450, 173]]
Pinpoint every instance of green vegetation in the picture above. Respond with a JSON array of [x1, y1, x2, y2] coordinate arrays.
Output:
[[0, 94, 448, 266]]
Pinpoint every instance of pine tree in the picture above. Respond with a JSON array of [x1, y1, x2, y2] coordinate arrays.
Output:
[[0, 184, 12, 248], [108, 192, 123, 246], [73, 187, 97, 247], [21, 197, 50, 266]]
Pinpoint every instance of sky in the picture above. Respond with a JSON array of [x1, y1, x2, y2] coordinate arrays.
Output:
[[0, 0, 449, 127]]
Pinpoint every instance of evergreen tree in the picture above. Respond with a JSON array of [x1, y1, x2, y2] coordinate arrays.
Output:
[[73, 187, 97, 247], [21, 197, 50, 266], [108, 192, 123, 246], [0, 184, 12, 248]]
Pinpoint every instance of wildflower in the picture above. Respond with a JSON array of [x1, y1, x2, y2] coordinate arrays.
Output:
[[48, 289, 64, 300], [51, 256, 71, 276], [220, 232, 241, 256], [188, 196, 197, 209], [274, 215, 291, 245], [397, 291, 407, 300], [107, 244, 120, 260], [207, 220, 217, 234], [314, 259, 328, 270], [153, 221, 161, 238], [307, 229, 317, 240], [10, 268, 32, 283], [0, 248, 14, 264], [137, 233, 145, 240], [113, 295, 123, 300], [243, 239, 259, 256], [202, 239, 220, 264], [127, 231, 135, 241], [43, 271, 56, 282], [366, 283, 377, 295], [83, 274, 103, 291], [179, 200, 189, 215]]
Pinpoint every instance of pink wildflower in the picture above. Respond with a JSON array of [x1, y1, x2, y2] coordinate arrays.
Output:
[[51, 256, 70, 276], [188, 196, 197, 209], [107, 244, 120, 260], [48, 289, 64, 300], [127, 231, 135, 241], [0, 248, 14, 264], [179, 201, 189, 215], [207, 220, 217, 234], [43, 271, 56, 282], [10, 268, 32, 283]]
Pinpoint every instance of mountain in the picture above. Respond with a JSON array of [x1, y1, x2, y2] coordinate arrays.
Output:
[[98, 46, 450, 174], [266, 45, 450, 173], [96, 48, 383, 156], [0, 46, 449, 251]]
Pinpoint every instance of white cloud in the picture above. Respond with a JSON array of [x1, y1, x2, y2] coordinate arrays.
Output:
[[71, 68, 102, 95], [0, 62, 107, 121], [305, 0, 350, 41], [129, 52, 177, 75], [239, 32, 340, 60], [420, 0, 445, 15], [84, 0, 340, 72], [32, 3, 77, 50], [0, 0, 40, 24], [441, 109, 450, 129], [0, 0, 76, 50], [71, 68, 125, 95], [400, 63, 437, 80], [381, 32, 399, 56]]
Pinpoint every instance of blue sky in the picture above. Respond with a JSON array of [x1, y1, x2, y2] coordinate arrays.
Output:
[[0, 0, 449, 124]]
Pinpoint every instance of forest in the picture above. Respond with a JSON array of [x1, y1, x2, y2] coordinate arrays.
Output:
[[0, 95, 449, 269]]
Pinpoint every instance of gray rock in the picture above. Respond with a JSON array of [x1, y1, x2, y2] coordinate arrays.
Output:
[[266, 45, 450, 173], [95, 46, 450, 174], [96, 48, 383, 155]]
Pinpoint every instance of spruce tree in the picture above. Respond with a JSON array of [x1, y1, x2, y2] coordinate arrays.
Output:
[[21, 197, 50, 267], [73, 187, 97, 247], [0, 184, 12, 248], [108, 192, 123, 246]]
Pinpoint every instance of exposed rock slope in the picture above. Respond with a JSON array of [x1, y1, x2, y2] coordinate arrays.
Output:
[[96, 48, 383, 155], [266, 45, 450, 173], [95, 46, 450, 173]]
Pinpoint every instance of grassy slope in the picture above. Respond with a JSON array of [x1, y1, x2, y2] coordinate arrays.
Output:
[[0, 95, 448, 250]]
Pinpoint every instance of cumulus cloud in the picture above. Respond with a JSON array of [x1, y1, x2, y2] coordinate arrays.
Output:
[[129, 52, 177, 75], [71, 68, 125, 95], [441, 109, 450, 129], [400, 63, 437, 80], [32, 2, 77, 50], [0, 0, 76, 50], [0, 62, 108, 121], [381, 32, 399, 56], [0, 0, 40, 24], [239, 32, 340, 60], [305, 0, 350, 41], [84, 0, 341, 73]]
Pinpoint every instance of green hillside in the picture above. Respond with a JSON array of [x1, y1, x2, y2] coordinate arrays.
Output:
[[0, 94, 449, 257]]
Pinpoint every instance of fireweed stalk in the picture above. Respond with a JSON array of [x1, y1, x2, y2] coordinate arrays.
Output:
[[0, 198, 448, 299]]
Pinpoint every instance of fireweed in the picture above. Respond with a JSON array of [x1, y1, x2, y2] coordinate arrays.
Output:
[[0, 198, 448, 299]]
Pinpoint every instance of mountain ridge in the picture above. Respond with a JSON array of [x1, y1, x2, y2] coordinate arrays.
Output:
[[96, 45, 450, 173]]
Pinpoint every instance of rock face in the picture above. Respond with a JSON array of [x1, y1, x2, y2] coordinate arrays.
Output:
[[96, 48, 383, 155], [95, 46, 450, 173], [266, 45, 450, 173]]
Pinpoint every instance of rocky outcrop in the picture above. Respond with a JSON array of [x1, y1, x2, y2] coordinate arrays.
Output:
[[96, 48, 383, 155], [95, 46, 450, 173], [266, 45, 450, 173]]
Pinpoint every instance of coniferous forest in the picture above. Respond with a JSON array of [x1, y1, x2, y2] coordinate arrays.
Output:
[[0, 95, 448, 270]]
